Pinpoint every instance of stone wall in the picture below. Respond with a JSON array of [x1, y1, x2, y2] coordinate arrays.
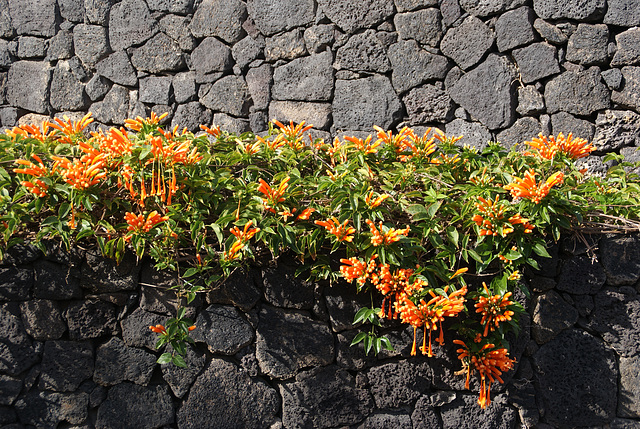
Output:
[[0, 234, 640, 428], [1, 0, 640, 171]]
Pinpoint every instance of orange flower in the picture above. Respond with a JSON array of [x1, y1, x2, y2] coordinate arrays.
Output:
[[344, 134, 381, 155], [21, 179, 49, 198], [273, 119, 312, 139], [14, 154, 48, 179], [229, 220, 260, 242], [364, 191, 390, 208], [239, 141, 261, 155], [48, 113, 94, 144], [149, 324, 167, 334], [296, 207, 315, 220], [124, 112, 168, 131], [314, 217, 356, 242], [504, 169, 563, 204], [399, 129, 437, 161], [125, 211, 168, 236], [257, 176, 290, 213], [434, 129, 463, 144], [525, 132, 594, 160], [188, 325, 196, 331], [474, 283, 515, 337], [472, 196, 534, 236], [200, 124, 221, 137], [365, 219, 410, 246], [52, 153, 107, 190], [453, 340, 516, 408], [339, 257, 367, 283]]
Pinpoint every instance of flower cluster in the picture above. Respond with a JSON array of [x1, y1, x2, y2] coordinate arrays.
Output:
[[524, 132, 594, 160], [315, 217, 356, 242], [474, 283, 515, 337], [504, 169, 564, 204], [472, 196, 534, 236]]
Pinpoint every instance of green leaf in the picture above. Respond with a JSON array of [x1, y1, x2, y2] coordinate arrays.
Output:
[[157, 353, 172, 365], [350, 332, 367, 346], [172, 354, 187, 368], [532, 242, 551, 258], [353, 307, 369, 325]]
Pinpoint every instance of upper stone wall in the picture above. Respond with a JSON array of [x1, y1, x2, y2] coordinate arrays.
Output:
[[1, 0, 640, 171]]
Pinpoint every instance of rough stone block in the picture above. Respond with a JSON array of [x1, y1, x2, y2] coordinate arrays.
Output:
[[85, 74, 110, 101], [6, 60, 52, 114], [612, 66, 640, 112], [19, 299, 66, 340], [440, 394, 517, 428], [449, 54, 516, 130], [533, 0, 605, 20], [545, 68, 610, 116], [445, 119, 493, 150], [212, 113, 251, 134], [495, 6, 536, 52], [191, 305, 253, 354], [90, 85, 129, 125], [395, 8, 442, 48], [265, 28, 306, 62], [131, 33, 184, 73], [304, 24, 335, 54], [171, 101, 212, 132], [233, 35, 264, 69], [388, 40, 448, 94], [172, 72, 196, 104], [58, 0, 84, 22], [146, 0, 193, 14], [517, 85, 545, 115], [566, 23, 609, 66], [94, 337, 157, 386], [139, 76, 171, 105], [247, 0, 314, 36], [191, 37, 233, 82], [74, 24, 111, 66], [496, 117, 542, 149], [200, 75, 250, 117], [612, 28, 640, 67], [459, 0, 526, 17], [95, 51, 138, 87], [84, 0, 115, 25], [550, 112, 595, 141], [333, 30, 389, 73], [533, 18, 568, 44], [0, 305, 39, 376], [532, 290, 578, 344], [14, 391, 89, 427], [65, 298, 117, 340], [367, 360, 431, 408], [190, 0, 246, 43], [269, 100, 332, 130], [246, 64, 272, 111], [96, 384, 174, 429], [618, 354, 640, 418], [39, 340, 94, 391], [17, 36, 46, 58], [159, 14, 196, 52], [512, 42, 560, 84], [604, 0, 640, 26], [333, 75, 402, 130], [8, 0, 57, 37], [45, 30, 74, 61], [161, 344, 206, 398], [0, 0, 13, 39], [589, 287, 640, 357], [318, 0, 394, 33], [441, 16, 494, 71], [403, 84, 454, 124], [272, 50, 333, 102], [593, 110, 640, 153], [108, 0, 158, 51], [50, 60, 87, 111], [0, 265, 33, 301]]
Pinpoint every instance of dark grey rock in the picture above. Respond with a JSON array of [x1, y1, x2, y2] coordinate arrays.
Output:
[[0, 40, 11, 68], [121, 307, 166, 351], [159, 14, 196, 52], [533, 329, 617, 427], [19, 299, 66, 340], [249, 111, 268, 132], [84, 0, 115, 25], [8, 0, 57, 37], [618, 354, 640, 418], [449, 54, 516, 130], [206, 268, 262, 312], [575, 154, 617, 176], [356, 411, 413, 429], [96, 383, 174, 429], [533, 0, 605, 20], [67, 56, 89, 82], [550, 112, 595, 141], [546, 68, 610, 116], [212, 113, 251, 134], [0, 0, 14, 39], [412, 395, 442, 428], [394, 0, 437, 12], [169, 101, 211, 133], [610, 418, 640, 429], [459, 0, 526, 17], [280, 365, 373, 428], [262, 263, 315, 310], [172, 72, 196, 104], [0, 265, 33, 301], [247, 0, 314, 36], [440, 393, 516, 428], [395, 8, 442, 48], [178, 359, 279, 428], [58, 0, 84, 22], [440, 0, 461, 27], [566, 23, 609, 66], [246, 64, 272, 111], [190, 0, 246, 43], [590, 287, 640, 357], [598, 234, 640, 285], [512, 42, 560, 84], [5, 60, 52, 114], [39, 340, 93, 391], [94, 337, 156, 386], [0, 243, 40, 266], [139, 76, 171, 105], [367, 360, 431, 408], [200, 75, 250, 117], [95, 51, 138, 87], [269, 101, 332, 130], [304, 24, 335, 54], [517, 85, 545, 115], [531, 290, 578, 344], [604, 0, 640, 26], [496, 117, 542, 149], [0, 305, 39, 376], [14, 391, 89, 427], [333, 75, 402, 130], [46, 30, 74, 61], [256, 305, 334, 379], [445, 119, 493, 150], [403, 84, 454, 124], [161, 344, 206, 398], [388, 40, 449, 94], [334, 30, 389, 73], [335, 329, 376, 370], [146, 0, 193, 13], [612, 29, 640, 67], [233, 35, 264, 69], [108, 0, 158, 51], [557, 255, 606, 294], [265, 28, 306, 62], [0, 374, 21, 406], [33, 259, 82, 299], [495, 7, 536, 52], [73, 24, 110, 66], [272, 51, 333, 102], [17, 36, 46, 58], [593, 110, 640, 153], [50, 60, 87, 111], [612, 66, 640, 111], [131, 33, 184, 73], [191, 304, 253, 354], [324, 282, 370, 332], [65, 299, 117, 340], [90, 84, 129, 124], [80, 250, 139, 292], [318, 0, 394, 33], [191, 37, 233, 83], [0, 107, 18, 127], [533, 18, 568, 45]]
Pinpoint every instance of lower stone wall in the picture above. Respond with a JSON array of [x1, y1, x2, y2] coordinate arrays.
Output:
[[0, 234, 639, 428]]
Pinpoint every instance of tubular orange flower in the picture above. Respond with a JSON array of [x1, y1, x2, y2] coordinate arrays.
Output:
[[200, 124, 221, 137], [339, 257, 367, 283], [12, 121, 56, 143], [125, 211, 168, 235], [525, 132, 594, 160], [373, 125, 413, 153], [257, 176, 290, 213], [314, 217, 356, 242], [434, 129, 463, 144], [229, 220, 260, 242], [48, 113, 94, 144], [14, 154, 48, 177], [344, 134, 381, 155], [296, 207, 315, 220], [21, 179, 48, 198], [399, 128, 437, 161], [273, 119, 313, 139], [453, 340, 516, 408], [365, 219, 410, 246], [364, 191, 390, 208], [504, 169, 564, 204], [52, 153, 108, 190], [472, 196, 535, 236], [474, 283, 515, 337], [125, 112, 168, 131], [149, 324, 167, 334]]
